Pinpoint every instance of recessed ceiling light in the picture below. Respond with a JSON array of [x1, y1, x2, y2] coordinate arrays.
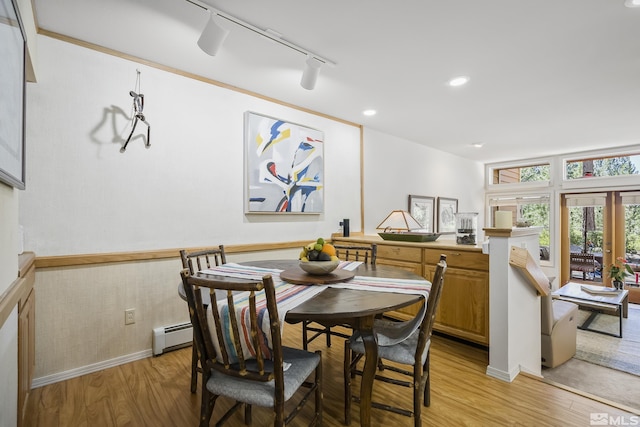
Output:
[[448, 76, 470, 87], [363, 109, 377, 116], [471, 142, 484, 148], [625, 0, 640, 7]]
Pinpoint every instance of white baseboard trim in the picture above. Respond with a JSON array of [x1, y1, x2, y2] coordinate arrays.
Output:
[[31, 349, 153, 388], [485, 364, 519, 382], [519, 364, 543, 379]]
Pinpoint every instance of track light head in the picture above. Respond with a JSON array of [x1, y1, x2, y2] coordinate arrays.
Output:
[[300, 56, 323, 90], [197, 12, 230, 56]]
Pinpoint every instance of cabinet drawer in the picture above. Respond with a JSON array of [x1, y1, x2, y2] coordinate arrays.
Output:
[[377, 259, 423, 276], [377, 245, 422, 263], [424, 248, 487, 270]]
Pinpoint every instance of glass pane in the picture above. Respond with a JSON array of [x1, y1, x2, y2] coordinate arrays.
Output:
[[493, 164, 550, 184], [566, 154, 640, 180], [489, 196, 550, 261], [568, 205, 604, 282], [624, 201, 640, 286]]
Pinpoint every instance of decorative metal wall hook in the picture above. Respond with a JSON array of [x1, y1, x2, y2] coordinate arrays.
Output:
[[121, 70, 151, 152]]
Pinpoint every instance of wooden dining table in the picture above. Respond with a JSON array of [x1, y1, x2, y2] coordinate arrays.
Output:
[[245, 260, 427, 427], [183, 259, 428, 426]]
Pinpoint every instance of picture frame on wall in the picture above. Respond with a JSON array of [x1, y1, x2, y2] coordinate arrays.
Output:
[[408, 195, 435, 232], [0, 0, 26, 189], [437, 197, 458, 234], [244, 111, 324, 213]]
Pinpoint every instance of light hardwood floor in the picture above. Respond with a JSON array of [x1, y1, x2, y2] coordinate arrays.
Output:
[[24, 323, 638, 426]]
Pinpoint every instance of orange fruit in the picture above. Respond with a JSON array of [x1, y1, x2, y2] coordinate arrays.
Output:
[[321, 243, 336, 257]]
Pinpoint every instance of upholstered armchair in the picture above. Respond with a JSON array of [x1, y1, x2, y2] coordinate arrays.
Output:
[[540, 294, 579, 368]]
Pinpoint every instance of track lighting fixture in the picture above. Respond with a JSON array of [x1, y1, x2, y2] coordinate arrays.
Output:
[[197, 12, 230, 56], [186, 0, 335, 89], [300, 56, 323, 90]]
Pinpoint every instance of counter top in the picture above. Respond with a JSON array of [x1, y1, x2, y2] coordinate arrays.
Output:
[[483, 227, 543, 238], [331, 234, 484, 252]]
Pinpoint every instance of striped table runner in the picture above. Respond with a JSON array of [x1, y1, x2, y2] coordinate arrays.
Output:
[[198, 263, 431, 363]]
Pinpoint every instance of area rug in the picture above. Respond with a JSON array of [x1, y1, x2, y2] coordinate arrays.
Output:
[[574, 305, 640, 376], [542, 304, 640, 411]]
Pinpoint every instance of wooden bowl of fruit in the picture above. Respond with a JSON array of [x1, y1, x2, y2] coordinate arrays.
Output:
[[299, 238, 340, 275]]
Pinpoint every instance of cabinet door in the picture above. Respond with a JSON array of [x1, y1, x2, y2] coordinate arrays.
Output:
[[426, 265, 489, 345], [376, 258, 424, 319]]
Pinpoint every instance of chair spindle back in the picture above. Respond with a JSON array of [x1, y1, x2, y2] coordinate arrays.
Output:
[[180, 270, 282, 383], [333, 244, 377, 265]]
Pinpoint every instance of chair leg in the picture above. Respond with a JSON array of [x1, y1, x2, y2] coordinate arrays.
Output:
[[190, 337, 198, 393], [199, 388, 215, 427], [423, 352, 431, 407], [315, 350, 323, 426], [302, 321, 309, 351], [244, 404, 251, 425], [326, 327, 332, 347], [343, 340, 352, 425], [414, 365, 423, 427], [274, 401, 285, 426]]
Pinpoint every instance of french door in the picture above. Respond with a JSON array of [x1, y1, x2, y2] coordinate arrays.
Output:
[[560, 191, 639, 286]]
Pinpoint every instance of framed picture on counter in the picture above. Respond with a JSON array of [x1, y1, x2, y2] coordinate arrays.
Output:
[[408, 195, 435, 232], [437, 197, 458, 234]]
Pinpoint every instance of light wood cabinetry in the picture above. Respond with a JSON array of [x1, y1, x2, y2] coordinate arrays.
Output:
[[332, 236, 489, 346], [375, 244, 422, 275]]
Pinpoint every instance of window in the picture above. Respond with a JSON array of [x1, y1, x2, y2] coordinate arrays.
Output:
[[565, 154, 640, 180], [488, 194, 551, 262], [622, 192, 640, 275], [492, 164, 550, 184], [560, 191, 640, 285], [565, 193, 606, 281]]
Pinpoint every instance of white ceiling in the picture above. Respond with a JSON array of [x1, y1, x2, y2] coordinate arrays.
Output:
[[32, 0, 640, 163]]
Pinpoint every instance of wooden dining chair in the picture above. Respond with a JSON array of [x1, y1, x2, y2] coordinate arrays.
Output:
[[179, 246, 227, 393], [180, 269, 323, 426], [302, 244, 377, 350], [343, 254, 446, 426]]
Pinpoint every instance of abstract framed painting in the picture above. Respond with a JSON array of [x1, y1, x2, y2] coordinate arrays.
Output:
[[244, 112, 324, 213], [437, 197, 458, 234], [0, 0, 26, 189], [408, 195, 435, 232]]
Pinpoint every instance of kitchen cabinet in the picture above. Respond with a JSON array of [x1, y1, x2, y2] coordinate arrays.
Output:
[[332, 236, 489, 346]]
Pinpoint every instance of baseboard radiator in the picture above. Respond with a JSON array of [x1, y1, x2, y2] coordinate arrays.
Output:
[[152, 322, 193, 356]]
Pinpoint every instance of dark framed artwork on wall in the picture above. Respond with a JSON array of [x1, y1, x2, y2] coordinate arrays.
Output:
[[244, 111, 324, 213], [408, 195, 435, 232], [437, 197, 458, 234], [0, 0, 26, 189]]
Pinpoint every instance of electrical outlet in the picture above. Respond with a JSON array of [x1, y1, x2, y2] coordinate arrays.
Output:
[[125, 308, 135, 325]]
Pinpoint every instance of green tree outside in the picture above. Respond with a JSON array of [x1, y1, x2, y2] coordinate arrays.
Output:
[[518, 157, 639, 253]]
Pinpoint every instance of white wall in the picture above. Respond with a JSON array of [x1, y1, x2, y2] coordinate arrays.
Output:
[[20, 35, 362, 257], [363, 128, 486, 238]]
